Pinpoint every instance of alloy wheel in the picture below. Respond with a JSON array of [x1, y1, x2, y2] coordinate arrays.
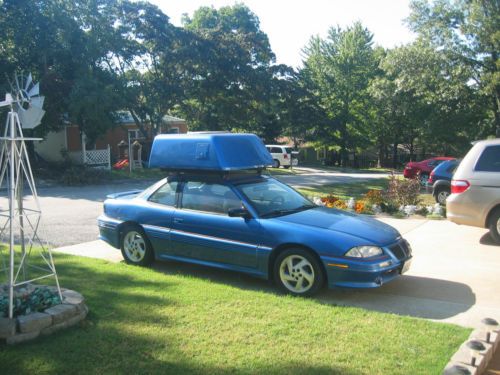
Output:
[[437, 190, 449, 205], [123, 231, 147, 262], [279, 255, 315, 294]]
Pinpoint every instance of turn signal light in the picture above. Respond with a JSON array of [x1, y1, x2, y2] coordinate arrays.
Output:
[[283, 154, 289, 159], [451, 180, 470, 194]]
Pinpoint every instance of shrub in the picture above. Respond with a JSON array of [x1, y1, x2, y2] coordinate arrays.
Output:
[[60, 166, 110, 186], [0, 286, 61, 318], [385, 174, 421, 207], [364, 189, 385, 206]]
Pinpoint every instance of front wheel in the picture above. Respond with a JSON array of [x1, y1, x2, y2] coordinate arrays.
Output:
[[121, 226, 154, 266], [273, 159, 280, 168], [274, 248, 324, 296], [489, 209, 500, 244]]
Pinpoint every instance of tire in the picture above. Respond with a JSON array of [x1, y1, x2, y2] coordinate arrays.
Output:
[[435, 187, 450, 205], [273, 248, 324, 296], [121, 225, 154, 266], [273, 159, 280, 168], [419, 173, 429, 186], [284, 165, 291, 169], [488, 208, 500, 245]]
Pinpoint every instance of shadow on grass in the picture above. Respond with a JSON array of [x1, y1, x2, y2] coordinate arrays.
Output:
[[150, 258, 475, 321], [0, 257, 361, 375]]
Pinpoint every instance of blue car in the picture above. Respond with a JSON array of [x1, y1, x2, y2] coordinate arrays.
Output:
[[98, 133, 412, 296], [426, 159, 459, 204]]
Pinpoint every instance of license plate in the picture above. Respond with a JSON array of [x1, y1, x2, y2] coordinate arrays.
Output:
[[401, 259, 412, 274]]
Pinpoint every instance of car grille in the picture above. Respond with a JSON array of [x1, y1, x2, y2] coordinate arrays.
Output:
[[388, 240, 412, 260]]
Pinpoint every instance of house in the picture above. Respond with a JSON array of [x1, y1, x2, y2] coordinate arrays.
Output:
[[34, 112, 188, 167]]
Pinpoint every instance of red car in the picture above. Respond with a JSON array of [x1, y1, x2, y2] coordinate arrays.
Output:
[[403, 157, 455, 184]]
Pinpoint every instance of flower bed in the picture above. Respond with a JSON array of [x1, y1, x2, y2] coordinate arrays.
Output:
[[0, 284, 88, 345], [312, 175, 446, 219]]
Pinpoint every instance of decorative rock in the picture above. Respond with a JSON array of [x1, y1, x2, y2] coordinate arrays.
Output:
[[17, 312, 52, 333], [41, 305, 88, 336], [0, 317, 16, 338], [5, 330, 40, 345], [44, 303, 77, 325], [62, 290, 85, 307], [442, 363, 476, 375], [347, 198, 355, 210]]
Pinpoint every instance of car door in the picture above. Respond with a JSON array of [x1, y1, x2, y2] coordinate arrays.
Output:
[[140, 180, 179, 254], [170, 181, 261, 268]]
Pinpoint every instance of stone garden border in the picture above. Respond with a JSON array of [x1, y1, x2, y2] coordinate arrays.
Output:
[[0, 288, 88, 345], [443, 322, 500, 374]]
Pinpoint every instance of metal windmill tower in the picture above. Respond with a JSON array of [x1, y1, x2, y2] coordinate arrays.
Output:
[[0, 73, 62, 319]]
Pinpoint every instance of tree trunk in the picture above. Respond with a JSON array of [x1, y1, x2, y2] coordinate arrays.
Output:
[[392, 142, 398, 169], [129, 109, 149, 139], [340, 123, 348, 168], [377, 140, 384, 168]]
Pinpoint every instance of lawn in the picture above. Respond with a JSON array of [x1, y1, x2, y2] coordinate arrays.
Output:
[[296, 178, 436, 206], [0, 253, 469, 374]]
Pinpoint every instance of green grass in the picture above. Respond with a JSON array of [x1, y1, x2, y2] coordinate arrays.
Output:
[[0, 253, 469, 374], [297, 178, 390, 200]]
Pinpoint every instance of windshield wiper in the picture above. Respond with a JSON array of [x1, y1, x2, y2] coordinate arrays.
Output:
[[261, 204, 316, 218]]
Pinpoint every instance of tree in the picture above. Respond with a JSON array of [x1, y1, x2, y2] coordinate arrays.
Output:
[[408, 0, 500, 137], [301, 22, 378, 166], [180, 4, 275, 132], [370, 41, 480, 165]]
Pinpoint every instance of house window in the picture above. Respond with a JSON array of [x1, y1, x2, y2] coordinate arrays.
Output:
[[128, 129, 142, 140], [167, 127, 179, 134]]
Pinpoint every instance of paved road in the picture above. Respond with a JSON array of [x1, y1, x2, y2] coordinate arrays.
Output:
[[0, 181, 154, 247], [0, 167, 385, 247], [270, 167, 391, 188]]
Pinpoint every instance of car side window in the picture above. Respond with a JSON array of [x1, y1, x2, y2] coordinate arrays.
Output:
[[181, 182, 242, 214], [271, 147, 282, 153], [149, 181, 178, 206], [475, 146, 500, 172]]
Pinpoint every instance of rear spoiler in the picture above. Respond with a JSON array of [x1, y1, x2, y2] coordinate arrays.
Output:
[[106, 190, 142, 199]]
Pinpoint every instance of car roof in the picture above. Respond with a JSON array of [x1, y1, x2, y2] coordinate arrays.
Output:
[[471, 138, 500, 146]]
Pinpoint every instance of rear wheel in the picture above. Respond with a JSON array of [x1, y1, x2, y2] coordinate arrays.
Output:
[[435, 188, 450, 205], [274, 248, 324, 296], [121, 225, 154, 266], [273, 159, 280, 168], [488, 209, 500, 244]]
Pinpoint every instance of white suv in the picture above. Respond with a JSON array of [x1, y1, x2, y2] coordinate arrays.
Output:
[[447, 138, 500, 243], [266, 145, 298, 168]]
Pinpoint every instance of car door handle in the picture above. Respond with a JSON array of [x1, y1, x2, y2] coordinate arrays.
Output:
[[173, 218, 183, 224]]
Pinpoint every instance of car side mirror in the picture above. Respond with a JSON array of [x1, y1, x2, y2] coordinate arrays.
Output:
[[228, 207, 252, 219]]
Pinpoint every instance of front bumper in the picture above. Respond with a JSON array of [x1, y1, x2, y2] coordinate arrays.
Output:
[[97, 215, 123, 248], [323, 240, 412, 288]]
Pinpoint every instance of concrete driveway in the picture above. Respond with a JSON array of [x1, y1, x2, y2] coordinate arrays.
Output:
[[54, 216, 500, 328]]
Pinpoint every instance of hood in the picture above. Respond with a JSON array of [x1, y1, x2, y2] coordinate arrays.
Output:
[[274, 207, 400, 245]]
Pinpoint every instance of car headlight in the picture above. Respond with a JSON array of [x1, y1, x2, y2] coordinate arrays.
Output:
[[345, 246, 383, 258]]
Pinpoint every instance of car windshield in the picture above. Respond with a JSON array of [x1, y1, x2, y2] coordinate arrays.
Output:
[[285, 147, 293, 154], [237, 178, 315, 218]]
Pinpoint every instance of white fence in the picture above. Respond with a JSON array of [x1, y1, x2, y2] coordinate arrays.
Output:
[[68, 145, 111, 170]]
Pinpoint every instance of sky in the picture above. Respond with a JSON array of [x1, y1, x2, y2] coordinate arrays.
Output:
[[149, 0, 416, 68]]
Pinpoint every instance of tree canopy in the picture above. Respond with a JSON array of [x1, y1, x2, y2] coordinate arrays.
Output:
[[0, 0, 496, 164]]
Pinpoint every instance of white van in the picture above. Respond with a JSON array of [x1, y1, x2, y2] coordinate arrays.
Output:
[[266, 145, 299, 168]]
